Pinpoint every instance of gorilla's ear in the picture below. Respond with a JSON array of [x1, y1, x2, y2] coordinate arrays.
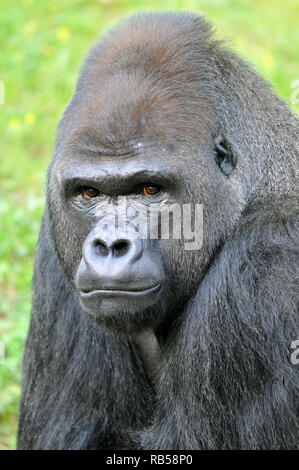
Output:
[[214, 135, 237, 176]]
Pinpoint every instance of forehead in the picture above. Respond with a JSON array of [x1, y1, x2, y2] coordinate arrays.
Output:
[[53, 141, 198, 196], [57, 14, 214, 157], [61, 73, 212, 158], [53, 126, 202, 188]]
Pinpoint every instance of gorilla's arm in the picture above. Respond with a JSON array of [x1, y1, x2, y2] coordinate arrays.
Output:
[[139, 194, 299, 450], [18, 216, 152, 450]]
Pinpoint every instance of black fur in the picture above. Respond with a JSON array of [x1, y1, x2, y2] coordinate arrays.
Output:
[[18, 12, 298, 449]]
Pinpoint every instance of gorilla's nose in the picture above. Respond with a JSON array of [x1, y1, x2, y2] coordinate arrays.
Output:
[[76, 229, 163, 297], [93, 238, 131, 258], [76, 230, 146, 293], [85, 232, 143, 264]]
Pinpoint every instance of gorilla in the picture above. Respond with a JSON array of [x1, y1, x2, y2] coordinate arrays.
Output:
[[18, 11, 298, 450]]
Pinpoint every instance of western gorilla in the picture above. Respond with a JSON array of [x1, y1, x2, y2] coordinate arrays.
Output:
[[18, 11, 298, 450]]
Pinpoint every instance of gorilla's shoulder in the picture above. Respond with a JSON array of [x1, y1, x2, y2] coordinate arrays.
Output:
[[236, 193, 298, 247], [220, 192, 298, 296]]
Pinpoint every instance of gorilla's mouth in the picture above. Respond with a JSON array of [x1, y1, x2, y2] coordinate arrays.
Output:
[[80, 283, 162, 297]]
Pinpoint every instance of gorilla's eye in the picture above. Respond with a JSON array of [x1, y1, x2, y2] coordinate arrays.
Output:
[[143, 185, 160, 196], [80, 187, 99, 199]]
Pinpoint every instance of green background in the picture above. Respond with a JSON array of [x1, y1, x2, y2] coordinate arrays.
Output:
[[0, 0, 298, 450]]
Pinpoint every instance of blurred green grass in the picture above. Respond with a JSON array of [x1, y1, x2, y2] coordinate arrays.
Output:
[[0, 0, 298, 450]]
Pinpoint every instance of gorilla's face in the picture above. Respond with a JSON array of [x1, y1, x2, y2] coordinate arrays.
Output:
[[47, 82, 243, 335]]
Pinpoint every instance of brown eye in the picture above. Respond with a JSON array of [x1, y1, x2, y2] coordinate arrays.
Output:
[[81, 187, 99, 199], [143, 185, 159, 196]]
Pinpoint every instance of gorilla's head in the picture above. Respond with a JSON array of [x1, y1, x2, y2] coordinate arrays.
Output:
[[47, 12, 245, 334]]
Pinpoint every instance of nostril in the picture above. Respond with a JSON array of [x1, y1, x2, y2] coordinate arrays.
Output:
[[93, 240, 109, 257], [91, 238, 131, 257], [112, 239, 130, 257]]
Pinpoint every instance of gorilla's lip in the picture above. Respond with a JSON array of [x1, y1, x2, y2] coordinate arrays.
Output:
[[79, 283, 162, 297]]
